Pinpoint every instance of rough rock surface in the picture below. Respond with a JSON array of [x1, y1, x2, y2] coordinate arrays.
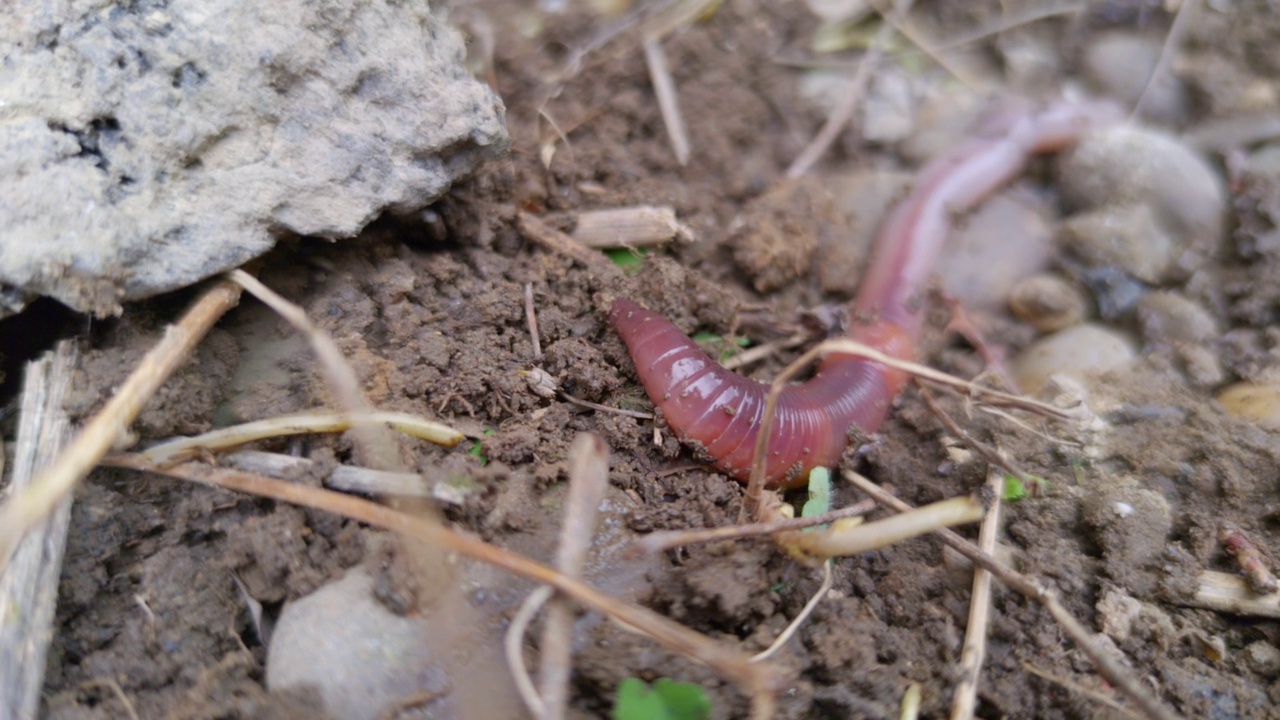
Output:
[[0, 0, 508, 317]]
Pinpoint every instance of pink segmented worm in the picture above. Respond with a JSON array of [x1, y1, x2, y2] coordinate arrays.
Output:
[[611, 100, 1119, 489]]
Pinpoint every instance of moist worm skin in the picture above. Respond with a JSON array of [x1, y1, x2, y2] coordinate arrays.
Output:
[[610, 100, 1118, 489]]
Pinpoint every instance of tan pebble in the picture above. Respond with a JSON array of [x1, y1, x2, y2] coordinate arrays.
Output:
[[1217, 382, 1280, 431], [1009, 274, 1088, 332], [1136, 291, 1219, 346], [1057, 204, 1177, 283], [1057, 125, 1226, 251], [1012, 323, 1136, 396]]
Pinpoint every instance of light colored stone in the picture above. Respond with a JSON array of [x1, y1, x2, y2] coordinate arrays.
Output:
[[1012, 323, 1136, 396], [0, 0, 507, 317]]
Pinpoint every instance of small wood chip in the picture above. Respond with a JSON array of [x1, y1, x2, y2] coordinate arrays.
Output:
[[570, 206, 695, 248]]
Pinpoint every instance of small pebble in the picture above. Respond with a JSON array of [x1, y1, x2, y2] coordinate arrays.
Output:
[[1082, 32, 1189, 126], [267, 566, 519, 720], [1242, 640, 1280, 675], [1136, 291, 1220, 346], [1009, 274, 1088, 332], [1082, 267, 1147, 320], [1012, 323, 1136, 396], [1098, 589, 1142, 643], [1217, 382, 1280, 432], [1056, 125, 1227, 252], [1058, 205, 1177, 283], [940, 192, 1054, 311]]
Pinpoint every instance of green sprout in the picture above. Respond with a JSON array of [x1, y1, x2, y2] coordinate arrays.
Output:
[[468, 429, 496, 466], [801, 467, 831, 525], [1002, 473, 1048, 501], [613, 678, 711, 720], [692, 331, 750, 363], [603, 247, 649, 275]]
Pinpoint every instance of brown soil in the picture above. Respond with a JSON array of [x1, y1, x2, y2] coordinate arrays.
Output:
[[9, 1, 1280, 719]]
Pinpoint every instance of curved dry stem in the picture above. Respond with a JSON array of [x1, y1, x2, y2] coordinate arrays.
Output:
[[141, 411, 464, 466]]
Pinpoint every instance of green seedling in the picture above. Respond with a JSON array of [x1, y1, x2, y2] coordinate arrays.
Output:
[[1002, 473, 1048, 501], [613, 677, 711, 720], [692, 331, 749, 363], [604, 247, 649, 275], [801, 467, 831, 526], [1002, 475, 1028, 502], [468, 429, 496, 466]]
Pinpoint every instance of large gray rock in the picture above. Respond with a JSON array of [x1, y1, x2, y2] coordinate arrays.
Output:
[[0, 0, 507, 317]]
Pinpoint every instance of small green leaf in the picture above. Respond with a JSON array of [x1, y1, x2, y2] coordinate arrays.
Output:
[[468, 429, 495, 466], [613, 678, 711, 720], [692, 332, 750, 363], [1001, 475, 1027, 502], [604, 247, 648, 274]]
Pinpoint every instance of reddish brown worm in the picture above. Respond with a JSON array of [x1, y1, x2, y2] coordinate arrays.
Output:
[[611, 100, 1119, 488]]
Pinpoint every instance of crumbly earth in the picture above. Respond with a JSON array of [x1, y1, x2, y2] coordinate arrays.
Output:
[[6, 2, 1280, 719]]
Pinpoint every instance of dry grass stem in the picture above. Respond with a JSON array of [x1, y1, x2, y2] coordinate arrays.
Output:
[[642, 35, 690, 165], [782, 495, 986, 559], [921, 2, 1086, 56], [538, 434, 611, 720], [0, 344, 76, 720], [750, 560, 832, 662], [141, 410, 464, 466], [0, 279, 241, 572], [1130, 0, 1196, 122], [571, 206, 695, 248], [869, 0, 985, 91], [633, 499, 876, 554], [844, 471, 1183, 720], [919, 387, 1041, 492], [1021, 663, 1142, 720], [518, 212, 621, 275], [1186, 571, 1280, 618], [720, 333, 808, 372], [525, 283, 544, 361], [220, 451, 467, 503], [507, 586, 554, 718], [105, 454, 787, 713], [786, 0, 912, 178], [949, 466, 1004, 720], [900, 682, 923, 720], [79, 678, 142, 720], [819, 338, 1072, 419], [561, 392, 655, 420]]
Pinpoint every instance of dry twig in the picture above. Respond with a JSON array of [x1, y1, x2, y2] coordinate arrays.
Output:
[[950, 466, 1004, 720], [141, 410, 463, 466], [750, 561, 832, 663], [633, 499, 876, 554], [1186, 571, 1280, 619], [526, 283, 544, 361], [518, 212, 620, 276], [0, 344, 77, 720], [642, 35, 691, 165], [535, 434, 611, 719], [0, 279, 241, 571]]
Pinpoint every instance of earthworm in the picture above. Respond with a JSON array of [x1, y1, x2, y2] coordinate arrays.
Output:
[[611, 100, 1118, 488]]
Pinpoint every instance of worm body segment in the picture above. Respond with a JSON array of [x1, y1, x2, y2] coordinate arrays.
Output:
[[611, 100, 1117, 488]]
